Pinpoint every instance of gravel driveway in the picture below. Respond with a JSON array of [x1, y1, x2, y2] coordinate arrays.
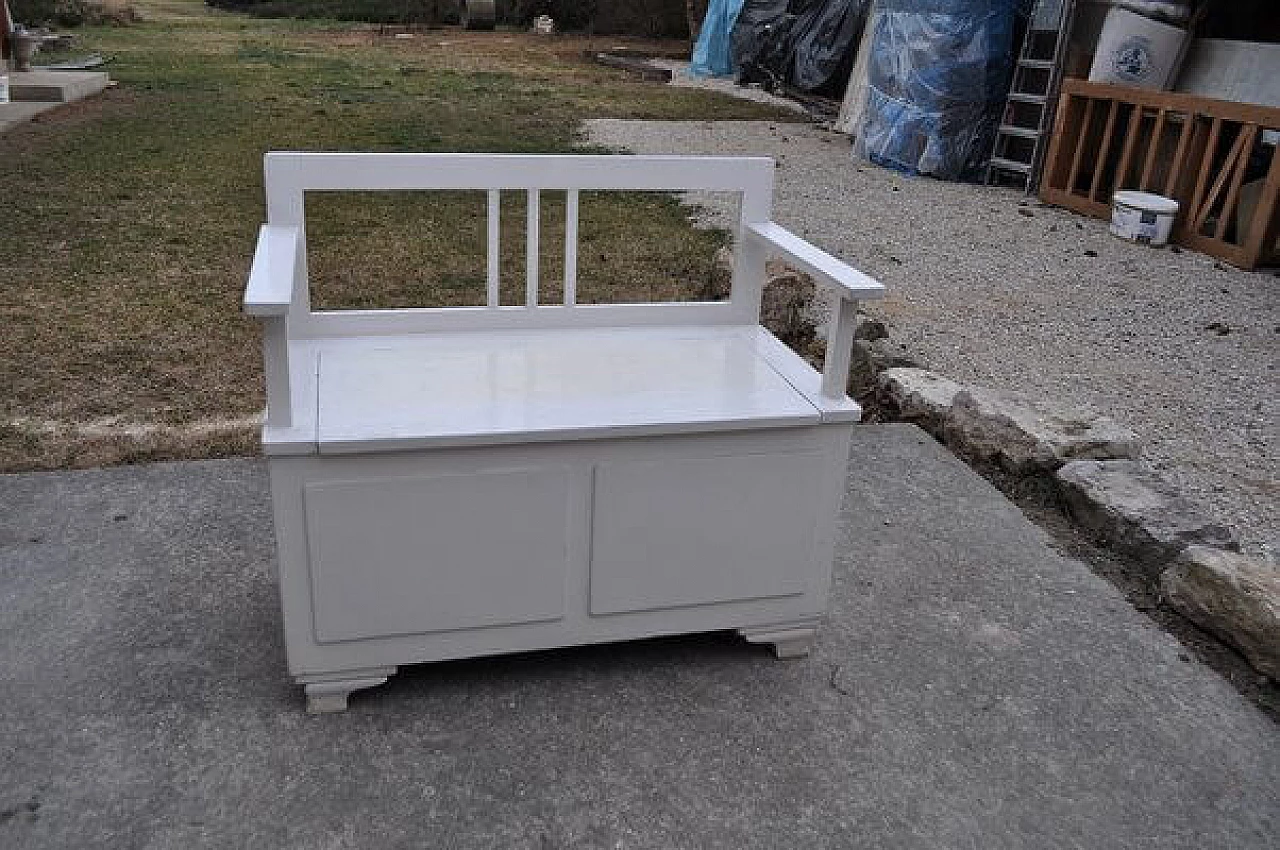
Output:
[[583, 118, 1278, 558]]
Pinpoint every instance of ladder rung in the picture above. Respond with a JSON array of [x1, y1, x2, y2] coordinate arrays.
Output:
[[998, 124, 1040, 139], [1018, 59, 1053, 70], [989, 156, 1032, 174], [1008, 92, 1047, 105]]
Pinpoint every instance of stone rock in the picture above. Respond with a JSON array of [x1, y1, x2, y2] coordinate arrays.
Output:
[[944, 387, 1141, 473], [852, 337, 917, 373], [877, 368, 963, 433], [1161, 546, 1280, 681], [853, 317, 888, 341], [1056, 460, 1238, 570], [760, 268, 816, 350], [700, 245, 735, 301]]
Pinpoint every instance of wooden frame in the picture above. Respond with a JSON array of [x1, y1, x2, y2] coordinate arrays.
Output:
[[243, 153, 885, 712], [1040, 79, 1280, 269]]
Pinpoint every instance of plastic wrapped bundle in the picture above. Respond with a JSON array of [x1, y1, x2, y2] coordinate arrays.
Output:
[[789, 0, 868, 95], [732, 0, 869, 96], [857, 0, 1021, 181], [691, 0, 748, 77]]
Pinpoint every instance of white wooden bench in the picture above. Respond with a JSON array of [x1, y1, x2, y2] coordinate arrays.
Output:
[[244, 153, 885, 713]]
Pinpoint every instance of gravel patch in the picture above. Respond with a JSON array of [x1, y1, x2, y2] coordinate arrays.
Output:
[[583, 118, 1279, 559]]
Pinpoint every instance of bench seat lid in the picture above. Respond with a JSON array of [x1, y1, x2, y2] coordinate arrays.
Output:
[[307, 328, 823, 454]]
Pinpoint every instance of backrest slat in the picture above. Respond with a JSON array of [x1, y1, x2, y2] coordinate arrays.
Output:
[[564, 189, 579, 307], [526, 189, 540, 307], [486, 190, 501, 308]]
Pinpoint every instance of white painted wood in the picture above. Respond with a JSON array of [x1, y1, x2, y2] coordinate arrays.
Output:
[[242, 153, 886, 711], [304, 467, 571, 642], [262, 152, 775, 193], [261, 319, 293, 429], [822, 297, 860, 399], [313, 332, 819, 453], [243, 225, 299, 317], [298, 302, 744, 337], [563, 189, 579, 306], [296, 667, 397, 714], [266, 425, 852, 681], [745, 222, 885, 301], [590, 451, 822, 615], [526, 188, 540, 307], [739, 621, 820, 658], [745, 327, 862, 422], [486, 189, 501, 308]]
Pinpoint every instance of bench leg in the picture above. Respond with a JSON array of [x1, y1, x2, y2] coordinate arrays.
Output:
[[738, 621, 820, 659], [296, 667, 398, 714]]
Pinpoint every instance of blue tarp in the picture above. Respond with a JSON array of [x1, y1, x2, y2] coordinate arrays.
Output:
[[858, 0, 1023, 181], [690, 0, 747, 77]]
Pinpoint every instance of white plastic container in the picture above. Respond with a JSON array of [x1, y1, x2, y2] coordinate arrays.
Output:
[[1110, 190, 1179, 246], [1088, 7, 1186, 91], [0, 74, 9, 105]]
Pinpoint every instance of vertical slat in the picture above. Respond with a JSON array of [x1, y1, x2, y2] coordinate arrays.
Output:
[[1139, 108, 1167, 190], [1189, 117, 1223, 232], [486, 189, 501, 308], [563, 189, 579, 306], [1066, 97, 1095, 196], [1241, 138, 1280, 266], [1114, 104, 1143, 191], [821, 297, 859, 399], [525, 188, 539, 307], [1164, 112, 1196, 197], [1215, 123, 1258, 240], [1089, 100, 1118, 202]]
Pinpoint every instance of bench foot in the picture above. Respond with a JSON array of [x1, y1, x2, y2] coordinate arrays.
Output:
[[738, 621, 819, 659], [296, 667, 397, 714]]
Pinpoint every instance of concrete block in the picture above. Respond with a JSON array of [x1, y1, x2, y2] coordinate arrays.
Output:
[[8, 70, 109, 103]]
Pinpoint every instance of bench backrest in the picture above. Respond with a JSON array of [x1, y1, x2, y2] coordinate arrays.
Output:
[[263, 152, 776, 337]]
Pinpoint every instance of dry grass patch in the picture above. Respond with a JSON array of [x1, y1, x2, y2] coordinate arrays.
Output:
[[0, 0, 801, 471]]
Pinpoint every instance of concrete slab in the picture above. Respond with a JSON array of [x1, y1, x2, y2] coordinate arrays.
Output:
[[0, 101, 59, 134], [0, 424, 1275, 848], [7, 70, 109, 103]]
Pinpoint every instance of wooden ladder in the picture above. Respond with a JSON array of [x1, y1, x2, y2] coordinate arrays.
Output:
[[986, 0, 1076, 192]]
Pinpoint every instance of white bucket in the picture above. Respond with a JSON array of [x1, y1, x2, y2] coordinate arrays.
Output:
[[1110, 190, 1179, 246], [0, 74, 9, 104], [1088, 7, 1186, 91]]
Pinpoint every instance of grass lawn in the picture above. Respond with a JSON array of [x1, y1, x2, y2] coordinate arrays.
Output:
[[0, 0, 798, 471]]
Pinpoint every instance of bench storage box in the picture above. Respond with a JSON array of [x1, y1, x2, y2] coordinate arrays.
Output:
[[243, 153, 885, 712]]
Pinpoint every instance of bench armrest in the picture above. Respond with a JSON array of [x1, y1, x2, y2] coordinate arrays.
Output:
[[745, 222, 885, 302], [243, 224, 301, 428], [744, 222, 885, 400], [243, 225, 301, 317]]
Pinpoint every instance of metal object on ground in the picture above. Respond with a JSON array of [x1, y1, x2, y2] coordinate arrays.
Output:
[[461, 0, 496, 31]]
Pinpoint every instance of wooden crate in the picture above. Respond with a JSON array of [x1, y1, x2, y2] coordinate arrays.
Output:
[[1040, 78, 1280, 269]]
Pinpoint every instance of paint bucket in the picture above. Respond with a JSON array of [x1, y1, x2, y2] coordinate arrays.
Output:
[[1088, 7, 1186, 91], [1110, 190, 1179, 246]]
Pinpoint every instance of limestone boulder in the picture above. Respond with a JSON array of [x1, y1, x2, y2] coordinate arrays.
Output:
[[1161, 546, 1280, 681], [944, 387, 1141, 473], [877, 368, 963, 434], [1056, 460, 1238, 570]]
